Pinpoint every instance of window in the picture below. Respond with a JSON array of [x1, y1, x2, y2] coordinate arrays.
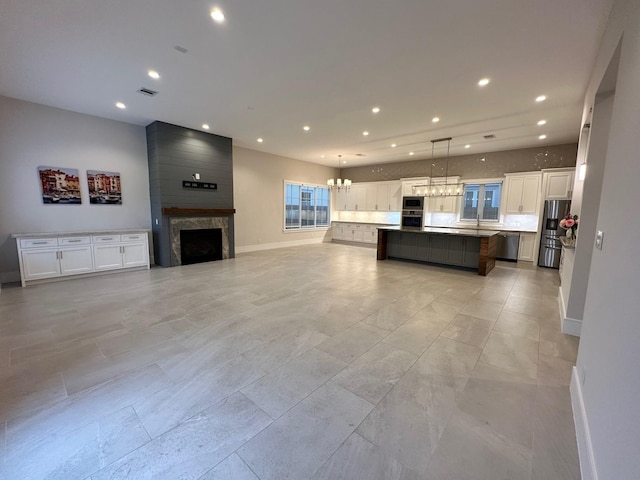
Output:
[[285, 182, 330, 230], [461, 183, 501, 221]]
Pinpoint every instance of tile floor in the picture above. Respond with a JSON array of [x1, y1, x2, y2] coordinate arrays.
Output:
[[0, 243, 581, 479]]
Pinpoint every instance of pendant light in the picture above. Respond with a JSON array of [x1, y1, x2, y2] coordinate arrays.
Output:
[[430, 137, 464, 196], [327, 155, 351, 190]]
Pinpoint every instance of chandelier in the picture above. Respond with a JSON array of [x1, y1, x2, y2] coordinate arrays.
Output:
[[327, 155, 351, 190], [413, 137, 464, 197]]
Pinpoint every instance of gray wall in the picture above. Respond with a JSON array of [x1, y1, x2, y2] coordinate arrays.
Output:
[[342, 143, 578, 182], [146, 121, 234, 266], [0, 96, 151, 283], [572, 0, 640, 477]]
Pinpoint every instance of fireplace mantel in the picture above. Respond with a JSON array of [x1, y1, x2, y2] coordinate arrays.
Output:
[[162, 207, 236, 215]]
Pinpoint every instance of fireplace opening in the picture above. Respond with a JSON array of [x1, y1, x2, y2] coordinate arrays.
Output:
[[180, 228, 223, 265]]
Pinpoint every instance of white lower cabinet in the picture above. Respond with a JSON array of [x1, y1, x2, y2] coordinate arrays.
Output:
[[21, 249, 62, 280], [15, 231, 149, 287], [21, 243, 93, 281], [518, 233, 537, 262], [94, 235, 149, 271], [332, 223, 380, 244]]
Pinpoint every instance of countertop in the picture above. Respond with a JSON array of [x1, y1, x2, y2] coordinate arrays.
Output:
[[332, 221, 535, 233], [12, 229, 150, 239], [379, 226, 500, 237], [331, 221, 398, 226]]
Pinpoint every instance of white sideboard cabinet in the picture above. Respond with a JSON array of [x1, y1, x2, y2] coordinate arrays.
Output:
[[14, 230, 150, 287]]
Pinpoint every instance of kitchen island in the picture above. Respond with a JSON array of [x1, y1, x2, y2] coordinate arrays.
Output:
[[377, 226, 499, 276]]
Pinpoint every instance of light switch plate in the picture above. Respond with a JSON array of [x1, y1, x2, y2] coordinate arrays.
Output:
[[595, 230, 604, 250]]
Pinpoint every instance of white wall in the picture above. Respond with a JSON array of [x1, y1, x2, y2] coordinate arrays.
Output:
[[233, 146, 336, 251], [0, 96, 151, 282], [571, 0, 640, 478]]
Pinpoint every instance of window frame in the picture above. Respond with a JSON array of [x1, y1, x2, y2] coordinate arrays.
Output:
[[283, 180, 331, 231], [459, 179, 503, 223]]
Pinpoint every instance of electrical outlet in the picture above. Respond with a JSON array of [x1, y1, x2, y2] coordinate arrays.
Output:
[[595, 230, 604, 250]]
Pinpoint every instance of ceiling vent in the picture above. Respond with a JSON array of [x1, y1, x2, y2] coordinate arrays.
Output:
[[483, 134, 496, 139], [174, 45, 188, 53], [355, 153, 367, 157], [138, 88, 158, 97]]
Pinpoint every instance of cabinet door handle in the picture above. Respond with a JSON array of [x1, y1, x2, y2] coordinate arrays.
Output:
[[68, 239, 81, 243], [59, 251, 63, 260], [33, 241, 48, 245], [55, 251, 59, 260]]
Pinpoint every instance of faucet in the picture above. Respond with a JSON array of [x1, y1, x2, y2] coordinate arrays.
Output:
[[477, 214, 480, 227]]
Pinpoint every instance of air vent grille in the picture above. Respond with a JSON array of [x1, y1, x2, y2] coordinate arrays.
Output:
[[138, 88, 158, 97], [355, 153, 367, 157], [483, 134, 496, 139]]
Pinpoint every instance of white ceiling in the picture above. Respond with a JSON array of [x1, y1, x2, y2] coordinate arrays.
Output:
[[0, 0, 612, 167]]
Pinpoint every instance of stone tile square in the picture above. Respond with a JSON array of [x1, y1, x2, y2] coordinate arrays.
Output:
[[238, 382, 373, 480]]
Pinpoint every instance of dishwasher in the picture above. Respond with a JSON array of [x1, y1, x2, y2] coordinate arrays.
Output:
[[495, 232, 520, 261]]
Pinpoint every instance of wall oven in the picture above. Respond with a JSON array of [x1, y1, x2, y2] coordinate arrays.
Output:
[[402, 196, 425, 210], [401, 211, 424, 229]]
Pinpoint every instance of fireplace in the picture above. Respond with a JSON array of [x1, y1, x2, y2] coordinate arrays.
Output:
[[180, 228, 223, 265], [168, 215, 232, 266]]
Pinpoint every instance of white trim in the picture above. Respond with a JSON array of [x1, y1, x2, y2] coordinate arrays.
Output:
[[558, 286, 582, 336], [236, 237, 327, 253], [571, 366, 599, 480]]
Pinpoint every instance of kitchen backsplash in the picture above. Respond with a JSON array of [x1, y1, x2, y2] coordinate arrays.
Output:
[[335, 211, 401, 224]]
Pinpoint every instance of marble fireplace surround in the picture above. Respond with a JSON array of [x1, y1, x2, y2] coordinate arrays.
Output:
[[165, 208, 235, 266]]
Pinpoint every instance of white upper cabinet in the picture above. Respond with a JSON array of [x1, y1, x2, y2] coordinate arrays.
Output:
[[338, 181, 402, 211], [401, 178, 429, 197], [504, 173, 542, 214], [347, 184, 367, 210], [388, 182, 402, 211], [543, 168, 575, 200], [333, 188, 349, 211]]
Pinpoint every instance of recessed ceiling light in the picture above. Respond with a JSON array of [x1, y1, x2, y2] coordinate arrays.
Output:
[[202, 124, 210, 130], [303, 125, 310, 131], [148, 70, 160, 80], [537, 120, 547, 126], [372, 107, 380, 114], [478, 78, 490, 86], [409, 152, 415, 156], [536, 95, 547, 102], [391, 144, 397, 148], [363, 131, 369, 136], [257, 138, 263, 143], [464, 144, 471, 149], [210, 8, 225, 23], [343, 160, 347, 164], [115, 102, 126, 109], [432, 117, 440, 123], [320, 155, 325, 158], [539, 134, 547, 140]]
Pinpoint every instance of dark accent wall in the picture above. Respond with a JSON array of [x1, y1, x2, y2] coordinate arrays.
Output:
[[146, 121, 234, 266]]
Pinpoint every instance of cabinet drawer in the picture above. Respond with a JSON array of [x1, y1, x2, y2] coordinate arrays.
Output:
[[92, 235, 122, 244], [19, 238, 58, 249], [59, 236, 91, 246], [121, 233, 146, 242]]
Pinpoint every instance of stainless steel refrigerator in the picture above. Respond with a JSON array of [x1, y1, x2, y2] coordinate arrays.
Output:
[[538, 199, 571, 268]]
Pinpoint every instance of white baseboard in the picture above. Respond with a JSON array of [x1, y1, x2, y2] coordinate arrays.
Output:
[[558, 286, 582, 336], [235, 237, 327, 254], [571, 366, 598, 480]]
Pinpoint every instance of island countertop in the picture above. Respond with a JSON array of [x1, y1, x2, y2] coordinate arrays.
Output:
[[378, 226, 500, 237]]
